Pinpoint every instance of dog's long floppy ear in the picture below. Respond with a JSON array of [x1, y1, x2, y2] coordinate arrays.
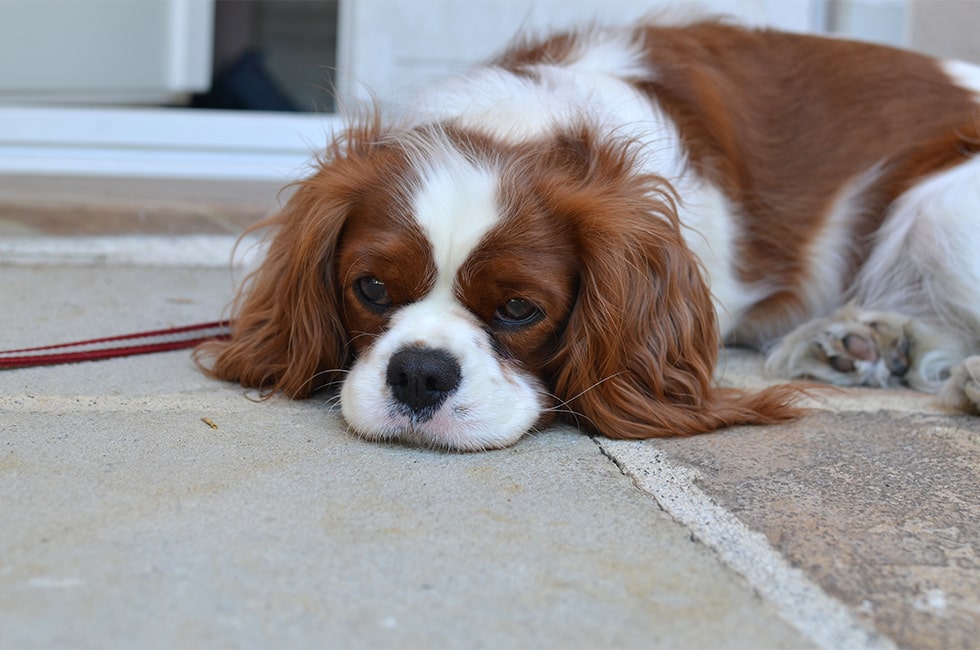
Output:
[[544, 135, 801, 438], [196, 123, 386, 398]]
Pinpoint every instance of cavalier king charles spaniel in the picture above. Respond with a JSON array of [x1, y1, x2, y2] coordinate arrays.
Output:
[[197, 19, 980, 451]]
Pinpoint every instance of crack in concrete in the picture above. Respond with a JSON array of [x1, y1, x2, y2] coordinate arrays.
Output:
[[595, 437, 898, 650]]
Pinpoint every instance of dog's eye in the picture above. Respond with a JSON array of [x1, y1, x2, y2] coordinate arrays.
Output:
[[494, 298, 543, 327], [355, 276, 392, 310]]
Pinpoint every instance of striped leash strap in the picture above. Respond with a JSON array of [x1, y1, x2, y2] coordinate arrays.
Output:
[[0, 321, 232, 369]]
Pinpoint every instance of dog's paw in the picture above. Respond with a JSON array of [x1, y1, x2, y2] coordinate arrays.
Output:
[[765, 304, 912, 387], [941, 356, 980, 414]]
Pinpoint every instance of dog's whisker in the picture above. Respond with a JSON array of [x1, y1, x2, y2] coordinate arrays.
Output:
[[292, 367, 349, 398], [546, 372, 626, 413], [322, 392, 344, 410]]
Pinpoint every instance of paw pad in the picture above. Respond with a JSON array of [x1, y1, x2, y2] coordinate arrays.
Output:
[[767, 306, 912, 388]]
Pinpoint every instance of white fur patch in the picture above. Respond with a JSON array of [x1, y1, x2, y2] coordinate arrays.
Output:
[[808, 166, 883, 314], [564, 26, 653, 79], [409, 27, 655, 144], [855, 154, 980, 336], [673, 178, 755, 339], [942, 59, 980, 99]]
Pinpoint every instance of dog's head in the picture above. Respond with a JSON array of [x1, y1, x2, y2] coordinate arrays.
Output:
[[197, 121, 797, 450]]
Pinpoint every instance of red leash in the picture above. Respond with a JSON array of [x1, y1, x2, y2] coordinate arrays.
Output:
[[0, 321, 231, 369]]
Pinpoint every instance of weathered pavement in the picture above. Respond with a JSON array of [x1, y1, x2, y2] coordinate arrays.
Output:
[[2, 244, 977, 649]]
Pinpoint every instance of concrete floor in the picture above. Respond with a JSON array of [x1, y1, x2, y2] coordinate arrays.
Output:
[[2, 234, 978, 649]]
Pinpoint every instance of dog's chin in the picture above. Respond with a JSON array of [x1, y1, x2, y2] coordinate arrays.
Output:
[[341, 406, 540, 452], [353, 423, 519, 453]]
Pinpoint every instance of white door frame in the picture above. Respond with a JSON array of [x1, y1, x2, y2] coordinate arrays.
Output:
[[0, 105, 340, 182]]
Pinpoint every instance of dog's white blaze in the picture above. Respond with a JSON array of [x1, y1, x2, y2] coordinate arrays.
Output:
[[410, 155, 501, 297]]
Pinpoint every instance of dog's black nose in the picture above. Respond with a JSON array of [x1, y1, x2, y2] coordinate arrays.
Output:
[[386, 348, 461, 415]]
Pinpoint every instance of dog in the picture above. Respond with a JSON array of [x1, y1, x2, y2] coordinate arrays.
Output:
[[196, 19, 980, 451]]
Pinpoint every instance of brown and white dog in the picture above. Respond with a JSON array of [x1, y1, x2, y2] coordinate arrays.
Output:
[[197, 19, 980, 450]]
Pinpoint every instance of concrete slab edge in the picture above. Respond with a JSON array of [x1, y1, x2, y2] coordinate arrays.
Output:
[[597, 438, 898, 650], [0, 393, 284, 414], [0, 235, 265, 268]]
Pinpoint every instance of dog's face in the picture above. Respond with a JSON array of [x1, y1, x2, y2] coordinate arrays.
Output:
[[198, 123, 799, 450], [334, 144, 578, 449]]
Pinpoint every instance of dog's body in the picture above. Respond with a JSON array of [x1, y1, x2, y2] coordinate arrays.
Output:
[[198, 20, 980, 450]]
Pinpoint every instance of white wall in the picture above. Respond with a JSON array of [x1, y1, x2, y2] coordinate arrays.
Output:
[[907, 0, 980, 63], [826, 0, 906, 47], [0, 0, 213, 105]]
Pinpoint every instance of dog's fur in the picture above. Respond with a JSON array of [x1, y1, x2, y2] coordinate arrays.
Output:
[[197, 20, 980, 450]]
